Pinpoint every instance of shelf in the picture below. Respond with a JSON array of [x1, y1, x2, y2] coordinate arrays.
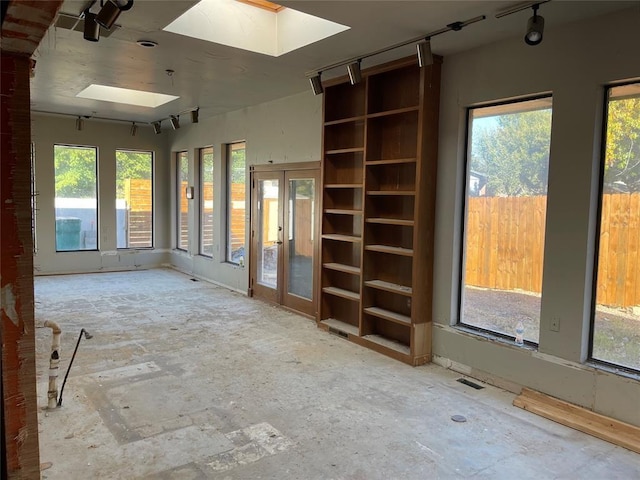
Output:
[[365, 245, 413, 256], [323, 286, 360, 302], [325, 209, 362, 216], [364, 306, 411, 326], [323, 263, 361, 275], [324, 183, 363, 189], [367, 106, 419, 119], [366, 158, 417, 166], [364, 280, 413, 296], [326, 147, 365, 155], [366, 218, 414, 226], [367, 190, 416, 196], [320, 318, 359, 337], [322, 234, 362, 243], [324, 116, 366, 126], [361, 334, 410, 356]]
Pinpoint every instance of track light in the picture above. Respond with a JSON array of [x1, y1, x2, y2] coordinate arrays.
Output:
[[130, 122, 137, 136], [76, 117, 84, 131], [170, 115, 180, 130], [309, 73, 323, 95], [153, 121, 161, 134], [524, 4, 544, 46], [83, 10, 100, 42], [347, 60, 362, 86], [191, 108, 199, 124], [417, 38, 433, 68], [96, 0, 134, 30]]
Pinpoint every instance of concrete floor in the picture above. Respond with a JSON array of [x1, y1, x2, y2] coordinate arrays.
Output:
[[34, 269, 640, 479]]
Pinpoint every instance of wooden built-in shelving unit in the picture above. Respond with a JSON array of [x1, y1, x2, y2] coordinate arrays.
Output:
[[317, 56, 441, 366]]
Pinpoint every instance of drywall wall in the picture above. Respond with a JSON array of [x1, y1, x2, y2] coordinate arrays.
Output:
[[433, 7, 640, 426], [32, 114, 170, 274], [165, 90, 322, 293]]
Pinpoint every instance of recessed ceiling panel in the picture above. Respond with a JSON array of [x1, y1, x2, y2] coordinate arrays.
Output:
[[76, 85, 179, 108]]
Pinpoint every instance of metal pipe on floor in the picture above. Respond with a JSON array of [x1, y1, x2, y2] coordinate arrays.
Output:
[[43, 320, 61, 409], [57, 328, 92, 407]]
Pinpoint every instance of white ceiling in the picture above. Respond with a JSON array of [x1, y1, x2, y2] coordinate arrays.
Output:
[[30, 0, 634, 124]]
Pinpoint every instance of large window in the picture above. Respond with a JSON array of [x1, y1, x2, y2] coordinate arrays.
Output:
[[54, 145, 98, 251], [177, 151, 189, 251], [226, 142, 246, 265], [200, 146, 214, 256], [460, 97, 553, 344], [116, 150, 153, 248], [592, 83, 640, 371]]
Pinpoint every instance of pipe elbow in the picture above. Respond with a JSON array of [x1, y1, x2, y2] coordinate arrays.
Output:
[[44, 320, 62, 334]]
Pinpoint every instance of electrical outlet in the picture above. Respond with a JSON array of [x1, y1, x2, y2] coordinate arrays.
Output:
[[550, 317, 560, 332]]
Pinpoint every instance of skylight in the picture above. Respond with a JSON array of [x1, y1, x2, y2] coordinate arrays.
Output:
[[163, 0, 350, 57], [76, 85, 179, 108]]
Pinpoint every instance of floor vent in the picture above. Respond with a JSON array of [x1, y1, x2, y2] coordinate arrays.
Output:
[[328, 327, 348, 339], [457, 378, 484, 390]]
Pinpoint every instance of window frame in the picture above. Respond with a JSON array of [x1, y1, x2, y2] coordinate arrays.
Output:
[[199, 146, 215, 257], [225, 141, 246, 265]]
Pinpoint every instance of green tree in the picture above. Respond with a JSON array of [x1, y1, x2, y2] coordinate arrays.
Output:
[[604, 96, 640, 193], [116, 150, 153, 197], [230, 145, 246, 184], [54, 145, 97, 198]]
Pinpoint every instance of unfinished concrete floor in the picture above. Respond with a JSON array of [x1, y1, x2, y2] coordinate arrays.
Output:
[[35, 269, 640, 479]]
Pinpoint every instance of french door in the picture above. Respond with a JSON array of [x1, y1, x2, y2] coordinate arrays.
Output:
[[250, 163, 319, 317]]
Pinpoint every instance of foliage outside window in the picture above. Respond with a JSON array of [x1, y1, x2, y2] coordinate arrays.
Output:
[[226, 142, 246, 265], [54, 145, 98, 251], [592, 82, 640, 371], [177, 151, 189, 251], [460, 97, 553, 344], [116, 150, 153, 248], [200, 147, 214, 257]]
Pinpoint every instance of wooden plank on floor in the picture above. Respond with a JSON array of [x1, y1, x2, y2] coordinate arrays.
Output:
[[513, 388, 640, 454]]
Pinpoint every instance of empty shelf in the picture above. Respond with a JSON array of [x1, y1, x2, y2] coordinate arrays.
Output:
[[361, 334, 410, 356], [323, 263, 361, 275], [323, 286, 360, 301], [323, 234, 362, 243], [366, 218, 414, 226], [364, 280, 412, 296], [321, 318, 359, 337], [365, 244, 413, 256], [364, 306, 411, 326]]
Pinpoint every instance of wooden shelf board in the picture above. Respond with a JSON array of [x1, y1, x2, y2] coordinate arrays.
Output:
[[324, 183, 363, 189], [367, 190, 416, 196], [366, 218, 414, 226], [323, 263, 361, 275], [325, 147, 365, 155], [325, 209, 363, 216], [367, 106, 419, 119], [322, 234, 362, 243], [364, 306, 411, 326], [364, 280, 413, 296], [361, 334, 411, 356], [366, 158, 417, 166], [324, 116, 365, 126], [322, 286, 360, 302], [365, 244, 413, 256], [320, 318, 359, 337]]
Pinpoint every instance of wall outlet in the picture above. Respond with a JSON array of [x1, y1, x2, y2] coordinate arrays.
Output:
[[550, 317, 560, 332]]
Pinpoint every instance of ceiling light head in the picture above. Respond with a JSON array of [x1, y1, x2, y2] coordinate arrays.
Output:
[[130, 122, 137, 136], [76, 116, 84, 131], [191, 108, 199, 124], [170, 115, 180, 130], [347, 60, 362, 86], [136, 40, 158, 48], [153, 121, 162, 134], [524, 4, 544, 46], [83, 10, 100, 42], [95, 0, 121, 30], [417, 39, 433, 68], [309, 73, 323, 96]]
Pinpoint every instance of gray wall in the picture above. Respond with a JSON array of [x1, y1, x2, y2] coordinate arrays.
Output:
[[433, 7, 640, 426]]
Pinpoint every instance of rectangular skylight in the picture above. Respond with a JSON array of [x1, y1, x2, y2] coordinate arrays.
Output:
[[76, 85, 179, 108]]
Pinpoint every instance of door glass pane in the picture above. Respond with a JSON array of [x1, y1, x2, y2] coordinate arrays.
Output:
[[257, 179, 279, 288], [288, 178, 315, 300]]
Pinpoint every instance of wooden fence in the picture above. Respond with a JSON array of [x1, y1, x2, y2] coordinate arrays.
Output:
[[465, 193, 640, 308]]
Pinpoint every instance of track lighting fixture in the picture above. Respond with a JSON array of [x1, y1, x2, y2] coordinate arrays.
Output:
[[170, 115, 180, 130], [417, 38, 433, 68], [76, 117, 84, 131], [309, 73, 323, 96], [153, 121, 162, 134], [191, 108, 199, 124], [347, 60, 362, 85], [96, 0, 134, 31], [130, 122, 137, 136], [83, 9, 100, 42], [524, 4, 544, 46]]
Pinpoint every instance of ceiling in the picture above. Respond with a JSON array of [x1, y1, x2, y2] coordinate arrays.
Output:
[[28, 0, 634, 124]]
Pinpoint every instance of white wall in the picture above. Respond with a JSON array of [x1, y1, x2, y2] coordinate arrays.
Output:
[[166, 91, 322, 292], [433, 7, 640, 426], [32, 114, 170, 274]]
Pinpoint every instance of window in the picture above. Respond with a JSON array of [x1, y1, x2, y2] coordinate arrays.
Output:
[[54, 145, 98, 251], [592, 82, 640, 371], [460, 97, 553, 344], [177, 151, 189, 251], [200, 146, 214, 256], [116, 150, 153, 248], [226, 141, 246, 265]]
